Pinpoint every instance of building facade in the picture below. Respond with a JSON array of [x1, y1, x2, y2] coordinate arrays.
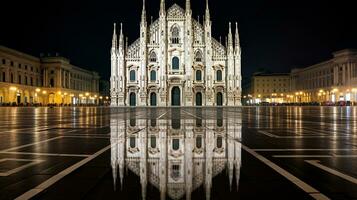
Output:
[[250, 73, 291, 104], [110, 108, 242, 199], [0, 45, 100, 105], [110, 0, 242, 107], [291, 49, 357, 103]]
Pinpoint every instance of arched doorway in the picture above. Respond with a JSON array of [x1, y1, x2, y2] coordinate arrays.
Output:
[[129, 92, 136, 106], [171, 87, 180, 106], [216, 92, 223, 106], [196, 92, 202, 106], [150, 92, 157, 106]]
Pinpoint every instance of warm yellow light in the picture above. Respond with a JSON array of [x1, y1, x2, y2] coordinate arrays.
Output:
[[36, 88, 41, 92], [64, 92, 68, 95], [10, 87, 17, 91], [295, 92, 299, 95], [299, 91, 303, 95], [99, 96, 103, 99], [333, 88, 338, 92], [42, 91, 47, 94], [70, 94, 74, 97], [58, 91, 62, 95], [94, 95, 98, 98], [319, 90, 324, 93], [258, 94, 261, 98], [280, 93, 284, 96], [85, 93, 89, 96], [106, 96, 109, 100], [79, 94, 83, 97]]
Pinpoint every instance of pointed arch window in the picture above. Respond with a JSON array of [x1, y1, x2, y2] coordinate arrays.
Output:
[[216, 70, 222, 81], [130, 70, 136, 82], [171, 26, 180, 44], [149, 51, 157, 62], [172, 57, 179, 70], [195, 51, 203, 62]]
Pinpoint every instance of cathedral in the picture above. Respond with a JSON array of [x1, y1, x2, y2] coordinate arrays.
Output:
[[110, 0, 242, 106]]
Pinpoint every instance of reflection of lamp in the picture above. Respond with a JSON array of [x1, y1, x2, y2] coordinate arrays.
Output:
[[10, 87, 17, 91], [36, 88, 41, 92]]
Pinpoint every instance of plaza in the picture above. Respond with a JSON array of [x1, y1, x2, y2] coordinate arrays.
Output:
[[0, 107, 355, 199]]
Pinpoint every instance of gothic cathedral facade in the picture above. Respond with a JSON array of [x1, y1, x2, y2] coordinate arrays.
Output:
[[110, 0, 242, 106]]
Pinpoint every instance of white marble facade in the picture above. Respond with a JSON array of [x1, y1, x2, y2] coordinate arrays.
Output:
[[110, 109, 242, 200], [110, 0, 242, 106]]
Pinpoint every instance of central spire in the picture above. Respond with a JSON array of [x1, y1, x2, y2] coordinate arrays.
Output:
[[205, 0, 210, 21], [141, 0, 146, 23], [186, 0, 191, 13], [160, 0, 166, 16]]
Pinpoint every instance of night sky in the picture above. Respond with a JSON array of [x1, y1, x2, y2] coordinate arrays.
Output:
[[1, 0, 356, 87]]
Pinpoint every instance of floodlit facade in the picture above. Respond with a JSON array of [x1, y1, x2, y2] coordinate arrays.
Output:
[[250, 73, 291, 104], [110, 0, 242, 107], [110, 108, 242, 200], [290, 49, 357, 103], [0, 45, 100, 105]]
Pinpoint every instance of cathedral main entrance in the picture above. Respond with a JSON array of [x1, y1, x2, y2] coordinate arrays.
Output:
[[171, 87, 181, 106]]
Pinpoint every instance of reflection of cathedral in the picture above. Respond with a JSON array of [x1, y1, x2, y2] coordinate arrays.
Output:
[[110, 0, 242, 106], [110, 109, 242, 200]]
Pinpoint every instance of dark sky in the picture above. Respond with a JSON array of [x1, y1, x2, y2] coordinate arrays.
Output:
[[1, 0, 356, 86]]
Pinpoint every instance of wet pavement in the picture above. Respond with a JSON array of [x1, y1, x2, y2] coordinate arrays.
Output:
[[0, 107, 356, 200]]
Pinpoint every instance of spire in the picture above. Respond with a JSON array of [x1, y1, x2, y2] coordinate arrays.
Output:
[[112, 23, 117, 49], [186, 0, 191, 14], [119, 23, 124, 48], [228, 22, 233, 47], [160, 0, 166, 16], [235, 22, 240, 49], [141, 0, 146, 24], [205, 0, 210, 23]]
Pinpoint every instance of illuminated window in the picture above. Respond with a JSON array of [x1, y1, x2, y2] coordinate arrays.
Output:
[[149, 51, 157, 62], [171, 26, 180, 44]]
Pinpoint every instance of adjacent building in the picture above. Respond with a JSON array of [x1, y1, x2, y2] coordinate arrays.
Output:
[[0, 45, 100, 105], [110, 0, 242, 107], [291, 49, 357, 103], [247, 49, 357, 105], [250, 73, 291, 103]]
